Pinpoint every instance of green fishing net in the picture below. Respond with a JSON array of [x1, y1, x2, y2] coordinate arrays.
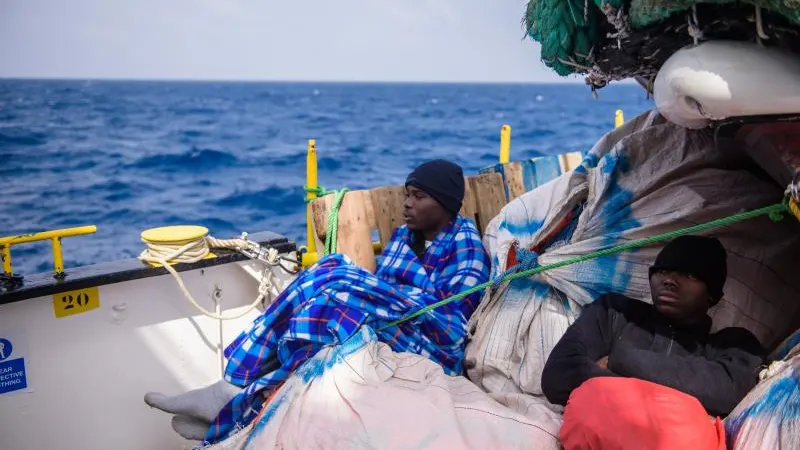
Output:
[[523, 0, 800, 87], [632, 0, 799, 28]]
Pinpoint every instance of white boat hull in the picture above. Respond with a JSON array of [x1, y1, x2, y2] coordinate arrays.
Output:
[[0, 259, 293, 450]]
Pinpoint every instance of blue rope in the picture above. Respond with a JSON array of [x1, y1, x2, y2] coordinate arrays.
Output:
[[493, 247, 540, 288]]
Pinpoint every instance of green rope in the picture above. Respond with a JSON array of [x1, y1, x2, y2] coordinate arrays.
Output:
[[304, 186, 336, 203], [377, 199, 789, 331], [304, 184, 351, 256], [324, 188, 349, 255]]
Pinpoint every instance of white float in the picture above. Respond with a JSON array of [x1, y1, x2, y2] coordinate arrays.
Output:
[[653, 40, 800, 129]]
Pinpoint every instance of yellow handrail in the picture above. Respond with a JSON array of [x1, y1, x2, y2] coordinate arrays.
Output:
[[0, 225, 96, 278], [499, 124, 512, 163]]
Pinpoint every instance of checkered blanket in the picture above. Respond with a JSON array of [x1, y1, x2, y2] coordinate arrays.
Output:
[[205, 215, 490, 443]]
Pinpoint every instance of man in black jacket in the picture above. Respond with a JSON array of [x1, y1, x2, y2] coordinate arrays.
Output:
[[541, 235, 764, 417]]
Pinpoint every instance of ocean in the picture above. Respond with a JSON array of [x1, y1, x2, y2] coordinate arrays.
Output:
[[0, 80, 653, 276]]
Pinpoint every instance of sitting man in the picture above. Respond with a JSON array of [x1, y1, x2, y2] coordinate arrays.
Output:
[[541, 235, 764, 418], [145, 159, 491, 444]]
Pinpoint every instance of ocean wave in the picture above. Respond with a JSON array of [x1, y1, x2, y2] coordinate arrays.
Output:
[[212, 185, 302, 211], [130, 147, 238, 170], [0, 130, 49, 146]]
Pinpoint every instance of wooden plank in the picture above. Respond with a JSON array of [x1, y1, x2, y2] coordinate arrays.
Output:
[[460, 177, 477, 226], [334, 190, 376, 272], [468, 172, 508, 233], [310, 195, 334, 243], [480, 162, 526, 201], [370, 186, 406, 247], [558, 152, 584, 173], [503, 161, 526, 200], [311, 191, 377, 240], [522, 156, 562, 190], [310, 190, 376, 271]]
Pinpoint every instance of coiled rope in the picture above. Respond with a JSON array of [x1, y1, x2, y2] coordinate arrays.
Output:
[[139, 235, 282, 320], [378, 197, 799, 331]]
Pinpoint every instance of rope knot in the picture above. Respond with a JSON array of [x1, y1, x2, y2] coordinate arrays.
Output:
[[304, 185, 335, 203], [515, 247, 540, 271], [493, 247, 540, 289]]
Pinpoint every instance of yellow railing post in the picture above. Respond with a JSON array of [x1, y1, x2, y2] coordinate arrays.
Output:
[[499, 125, 511, 163], [51, 237, 64, 274], [1, 244, 11, 275], [615, 109, 624, 128], [302, 139, 320, 267], [0, 225, 96, 278]]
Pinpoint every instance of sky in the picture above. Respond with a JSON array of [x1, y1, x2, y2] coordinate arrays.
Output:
[[0, 0, 584, 83]]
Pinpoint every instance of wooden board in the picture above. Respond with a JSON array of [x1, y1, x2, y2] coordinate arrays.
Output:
[[334, 190, 376, 272], [370, 186, 406, 246], [310, 195, 334, 242], [460, 177, 477, 225], [310, 190, 377, 271], [503, 161, 526, 200], [524, 156, 562, 188], [467, 172, 508, 233], [558, 152, 584, 173]]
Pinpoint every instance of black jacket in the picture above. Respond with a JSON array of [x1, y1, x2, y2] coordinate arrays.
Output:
[[541, 293, 764, 417]]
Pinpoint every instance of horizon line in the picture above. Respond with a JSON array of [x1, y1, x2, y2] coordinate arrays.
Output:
[[0, 75, 637, 86]]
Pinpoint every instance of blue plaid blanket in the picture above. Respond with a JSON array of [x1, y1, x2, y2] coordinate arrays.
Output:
[[205, 215, 490, 443]]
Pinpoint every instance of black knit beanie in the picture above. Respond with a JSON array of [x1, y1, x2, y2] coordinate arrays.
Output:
[[405, 159, 465, 215], [649, 235, 728, 301]]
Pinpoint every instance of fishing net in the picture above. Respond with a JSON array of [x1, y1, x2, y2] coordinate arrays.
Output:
[[523, 0, 800, 89]]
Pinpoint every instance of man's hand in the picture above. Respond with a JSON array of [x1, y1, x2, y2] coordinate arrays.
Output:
[[596, 356, 609, 369]]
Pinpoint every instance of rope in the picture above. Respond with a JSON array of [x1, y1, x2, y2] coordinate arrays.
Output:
[[305, 185, 350, 257], [378, 199, 790, 331], [304, 186, 336, 202], [324, 188, 349, 255], [138, 236, 281, 320]]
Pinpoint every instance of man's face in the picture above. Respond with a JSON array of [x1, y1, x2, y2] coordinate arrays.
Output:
[[650, 268, 712, 323], [403, 185, 449, 234]]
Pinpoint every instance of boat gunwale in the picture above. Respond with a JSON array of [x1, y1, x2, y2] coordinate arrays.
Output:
[[0, 230, 296, 305]]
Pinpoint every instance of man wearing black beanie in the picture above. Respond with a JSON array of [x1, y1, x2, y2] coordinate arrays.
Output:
[[542, 235, 765, 419], [404, 159, 466, 257]]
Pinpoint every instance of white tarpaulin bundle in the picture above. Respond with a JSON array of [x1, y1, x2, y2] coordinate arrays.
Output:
[[465, 110, 800, 403], [206, 327, 562, 450], [724, 328, 800, 449]]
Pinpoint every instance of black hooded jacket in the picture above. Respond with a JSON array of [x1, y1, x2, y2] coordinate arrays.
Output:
[[541, 293, 764, 417]]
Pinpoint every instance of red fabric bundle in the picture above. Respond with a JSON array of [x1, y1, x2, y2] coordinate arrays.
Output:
[[560, 377, 726, 450]]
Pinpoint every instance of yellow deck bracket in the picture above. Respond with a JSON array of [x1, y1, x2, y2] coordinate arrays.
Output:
[[499, 125, 512, 163], [615, 109, 625, 128], [302, 139, 320, 268], [0, 225, 97, 279]]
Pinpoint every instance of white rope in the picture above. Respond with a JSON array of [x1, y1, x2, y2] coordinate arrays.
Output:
[[138, 235, 280, 320], [755, 6, 770, 42]]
